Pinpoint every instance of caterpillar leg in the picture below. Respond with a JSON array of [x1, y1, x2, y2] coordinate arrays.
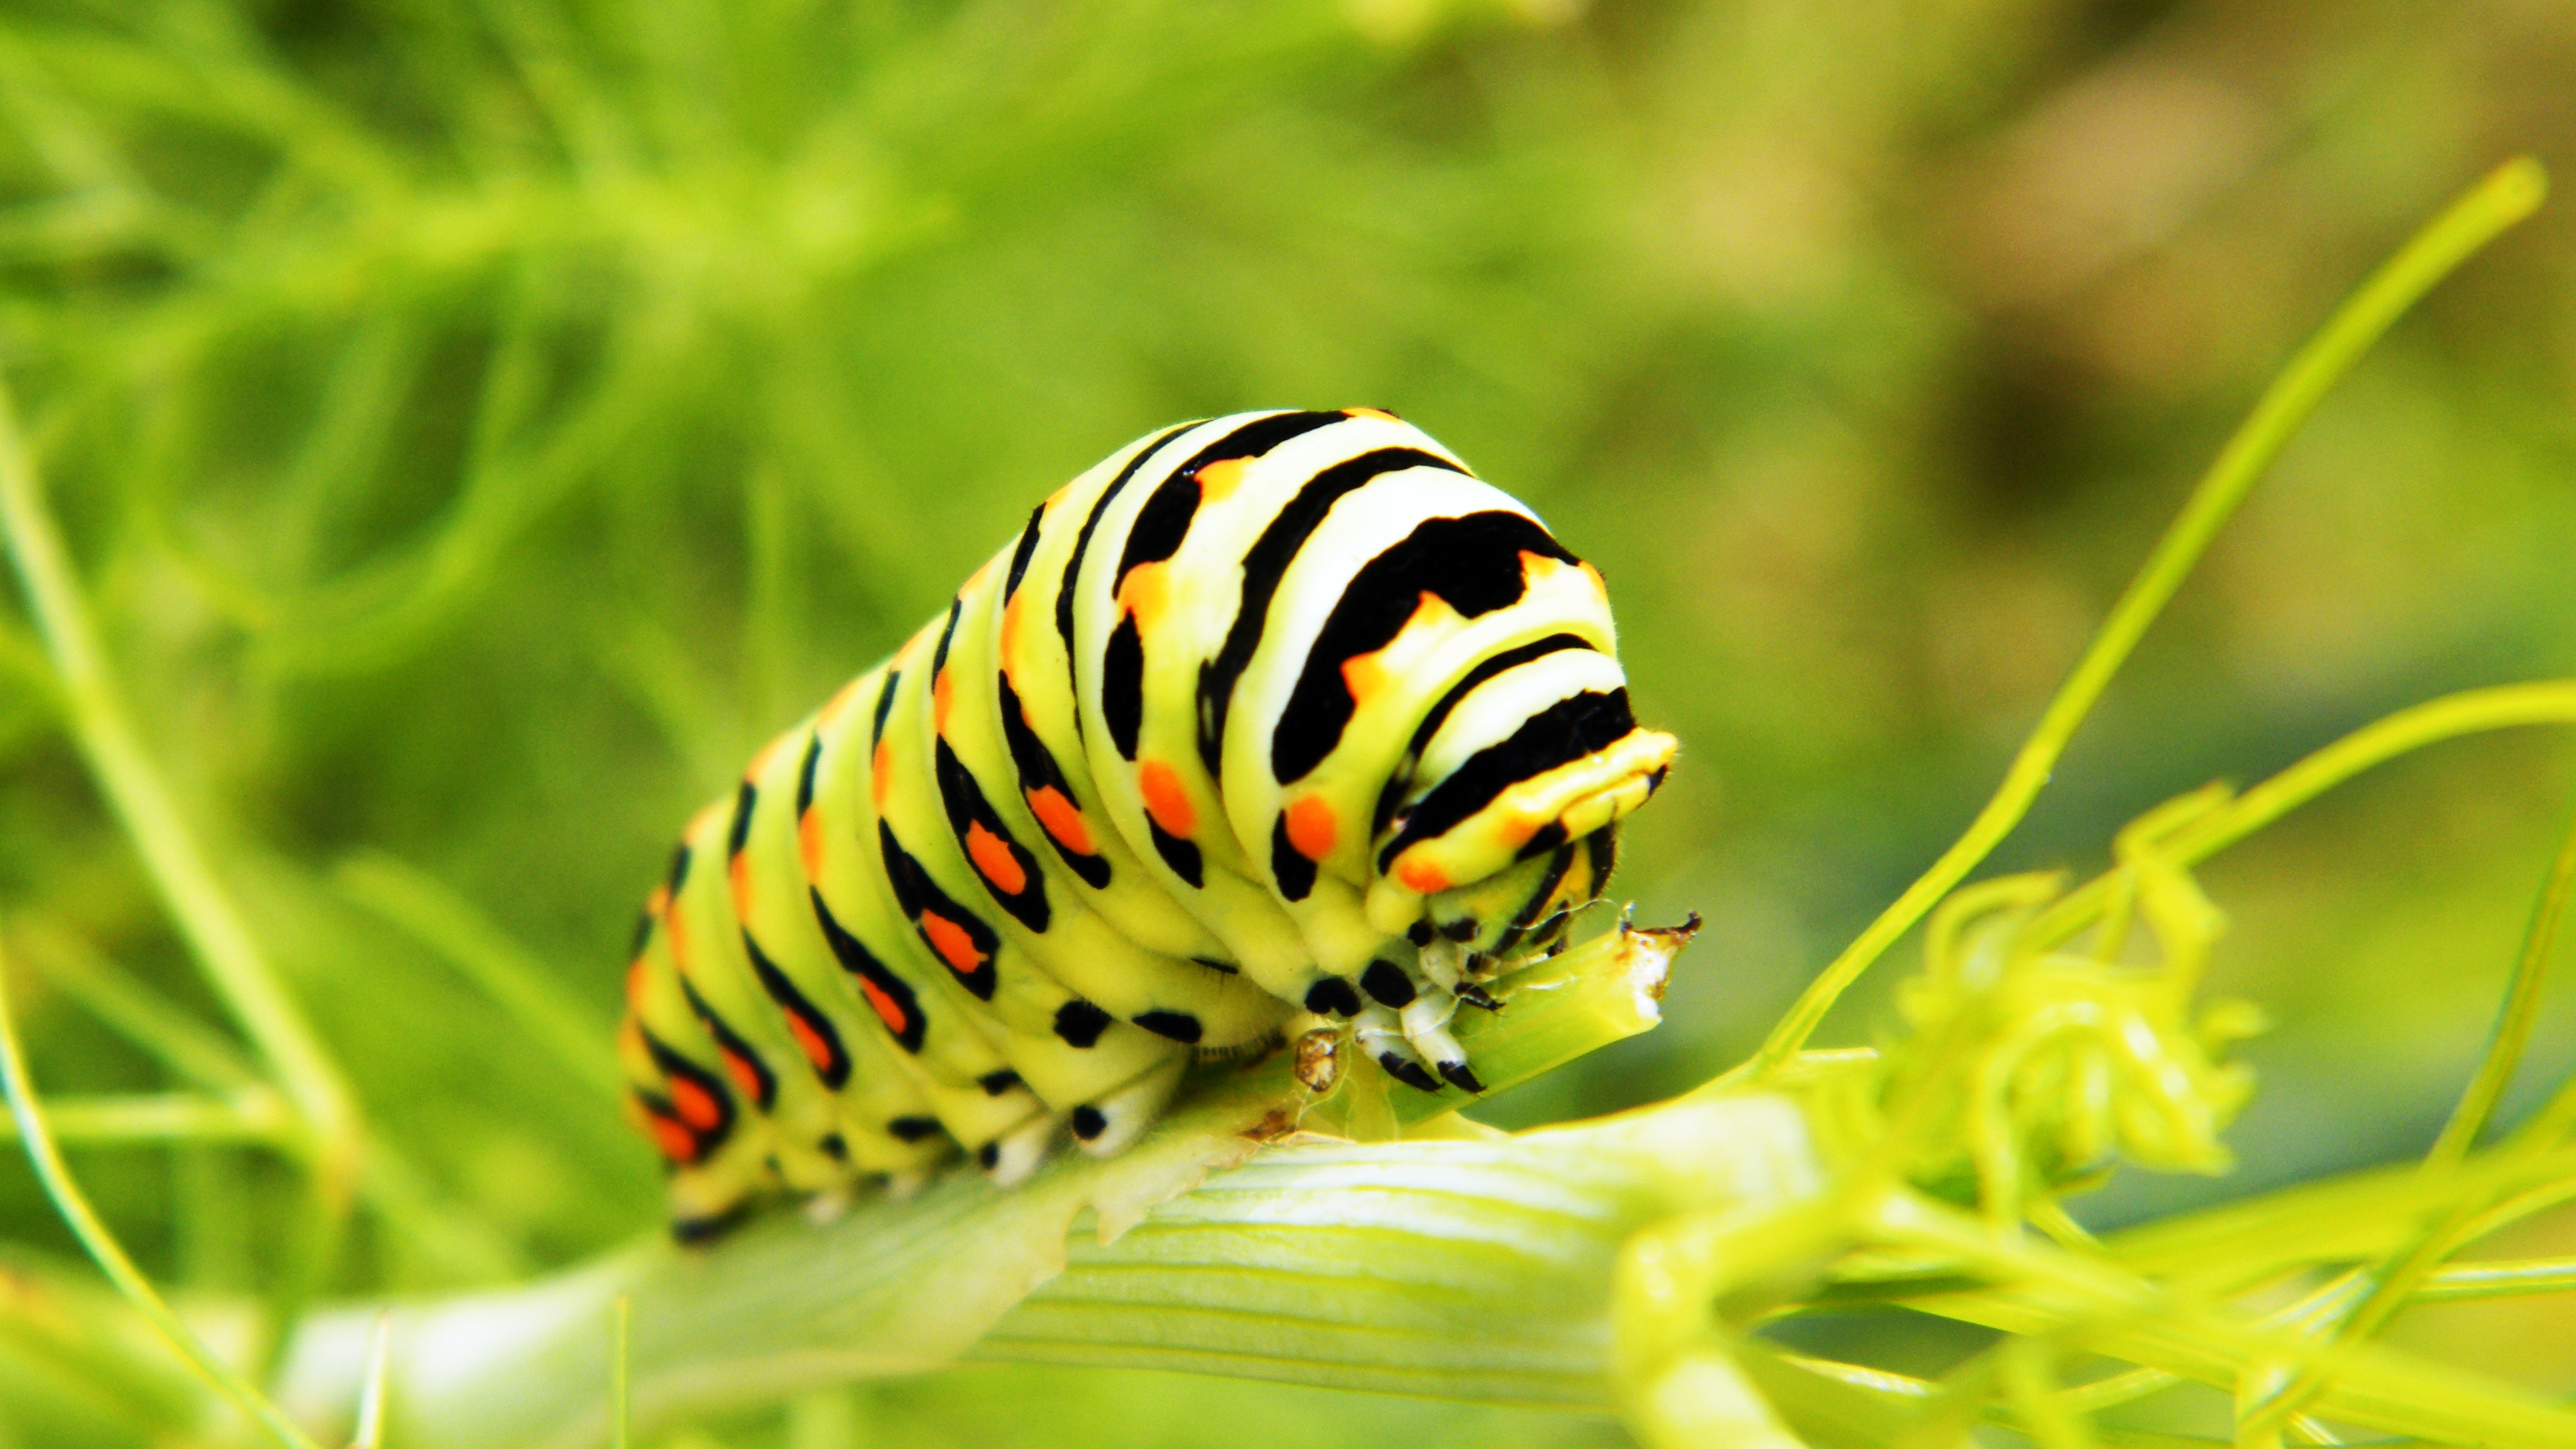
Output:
[[1400, 989, 1479, 1094], [1352, 943, 1486, 1094], [1354, 1003, 1443, 1094], [1069, 1055, 1187, 1157], [982, 1111, 1061, 1187]]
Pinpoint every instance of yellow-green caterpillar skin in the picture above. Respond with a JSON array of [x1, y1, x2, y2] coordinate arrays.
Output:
[[619, 410, 1677, 1237]]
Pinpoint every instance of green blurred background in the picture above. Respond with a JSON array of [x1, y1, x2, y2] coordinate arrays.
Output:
[[1, 0, 2574, 1443]]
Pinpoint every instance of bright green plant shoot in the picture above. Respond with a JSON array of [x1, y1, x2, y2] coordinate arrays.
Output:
[[7, 157, 2576, 1449]]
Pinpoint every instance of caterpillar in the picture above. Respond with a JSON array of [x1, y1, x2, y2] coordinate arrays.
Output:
[[617, 410, 1678, 1238]]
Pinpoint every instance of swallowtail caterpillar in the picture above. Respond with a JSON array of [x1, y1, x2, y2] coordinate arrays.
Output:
[[618, 410, 1678, 1238]]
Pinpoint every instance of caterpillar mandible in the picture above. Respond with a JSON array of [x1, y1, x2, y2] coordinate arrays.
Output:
[[617, 410, 1679, 1238]]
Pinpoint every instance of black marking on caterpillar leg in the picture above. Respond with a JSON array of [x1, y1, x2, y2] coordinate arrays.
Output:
[[1304, 977, 1361, 1018], [1070, 1104, 1107, 1141], [1055, 998, 1114, 1047], [819, 1133, 848, 1162], [1134, 1010, 1202, 1045], [1455, 981, 1503, 1011], [1378, 1051, 1445, 1095], [983, 1115, 1057, 1185], [1407, 919, 1436, 947], [979, 1069, 1022, 1097], [888, 1116, 942, 1143], [671, 1203, 751, 1245], [1360, 960, 1415, 1009], [1437, 1061, 1486, 1094]]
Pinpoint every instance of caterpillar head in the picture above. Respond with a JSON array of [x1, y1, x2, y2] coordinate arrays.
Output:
[[1364, 667, 1678, 967]]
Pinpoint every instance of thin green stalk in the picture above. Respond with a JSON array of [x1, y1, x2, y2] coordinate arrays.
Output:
[[10, 919, 519, 1277], [2431, 798, 2576, 1164], [1747, 157, 2549, 1078], [1871, 1191, 2576, 1448], [335, 852, 624, 1103], [2512, 928, 2576, 1149], [0, 618, 56, 699], [2170, 683, 2576, 864], [2236, 799, 2576, 1438], [0, 1090, 294, 1145], [11, 918, 268, 1094], [0, 371, 364, 1200], [2414, 1256, 2576, 1301], [2092, 1143, 2576, 1289], [257, 1171, 354, 1383], [351, 1131, 530, 1283], [0, 934, 323, 1449], [2027, 682, 2576, 950]]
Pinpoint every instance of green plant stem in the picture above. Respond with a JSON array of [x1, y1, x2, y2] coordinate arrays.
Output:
[[268, 1092, 2576, 1449], [334, 851, 625, 1103], [1868, 1191, 2576, 1448], [0, 936, 323, 1449], [11, 917, 523, 1278], [2234, 798, 2576, 1438], [2433, 795, 2576, 1165], [1746, 156, 2549, 1080], [275, 1087, 1830, 1449], [2027, 682, 2576, 948], [266, 924, 1706, 1448], [0, 374, 364, 1203], [11, 918, 270, 1094], [0, 1090, 294, 1145], [2414, 1256, 2576, 1301]]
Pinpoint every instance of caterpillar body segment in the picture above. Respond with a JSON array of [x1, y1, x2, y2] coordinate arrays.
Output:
[[620, 410, 1678, 1235]]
